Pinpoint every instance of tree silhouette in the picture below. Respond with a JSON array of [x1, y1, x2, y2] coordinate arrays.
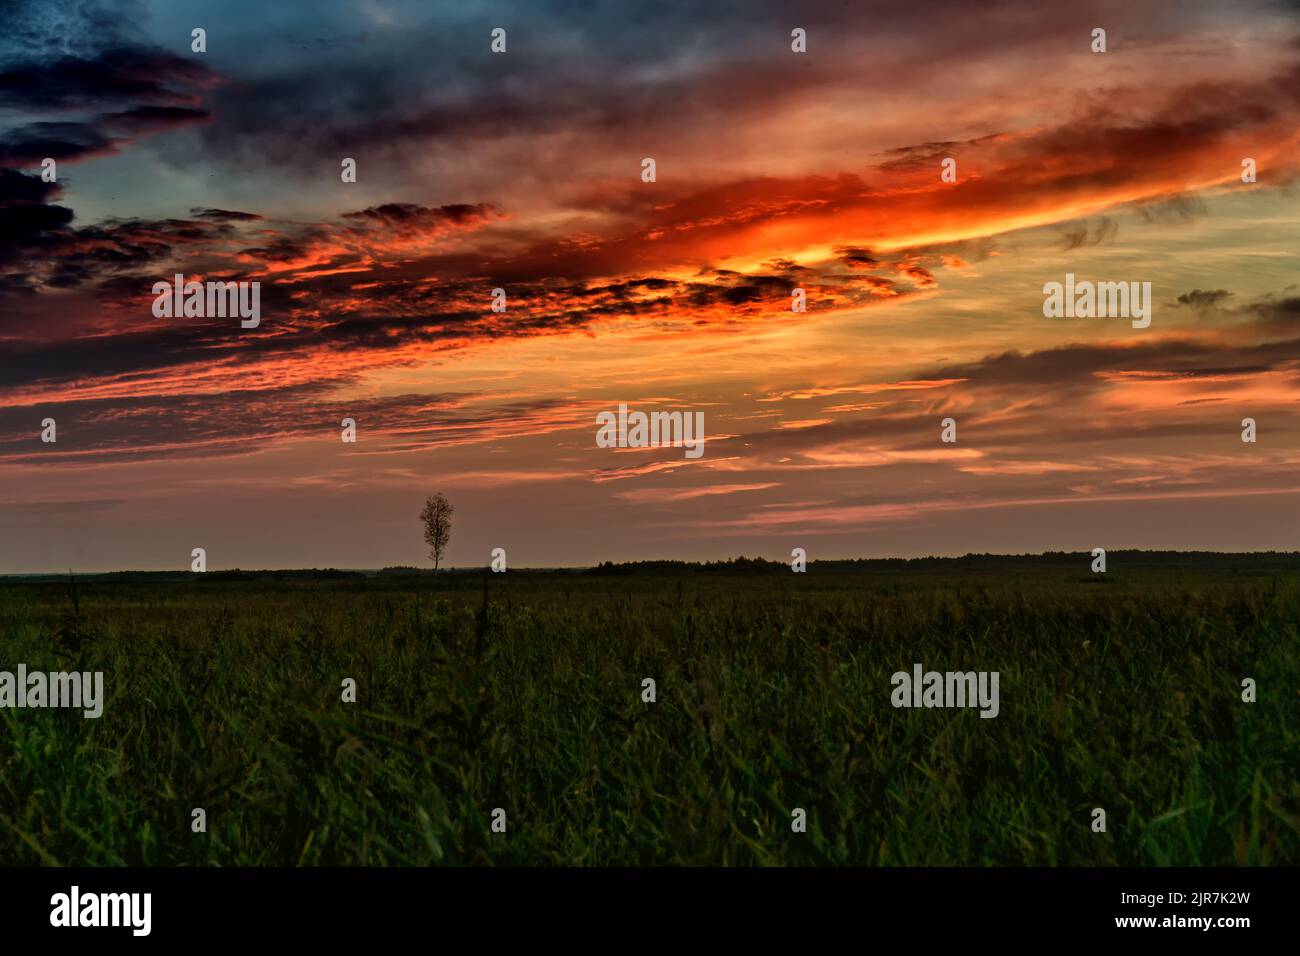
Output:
[[419, 493, 454, 577]]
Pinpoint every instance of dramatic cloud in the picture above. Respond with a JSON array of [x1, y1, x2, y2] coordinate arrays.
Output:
[[2, 0, 1299, 569]]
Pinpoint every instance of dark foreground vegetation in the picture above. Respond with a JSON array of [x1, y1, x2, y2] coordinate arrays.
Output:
[[1, 553, 1297, 865]]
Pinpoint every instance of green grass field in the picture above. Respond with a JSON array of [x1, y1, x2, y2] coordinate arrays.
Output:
[[1, 554, 1297, 866]]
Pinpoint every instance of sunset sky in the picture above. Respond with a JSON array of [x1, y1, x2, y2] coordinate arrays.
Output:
[[2, 0, 1299, 571]]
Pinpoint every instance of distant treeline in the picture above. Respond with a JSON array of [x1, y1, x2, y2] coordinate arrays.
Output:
[[3, 568, 369, 583], [582, 551, 1300, 574], [5, 550, 1298, 582]]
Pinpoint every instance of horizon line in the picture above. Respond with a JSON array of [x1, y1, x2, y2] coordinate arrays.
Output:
[[5, 548, 1300, 577]]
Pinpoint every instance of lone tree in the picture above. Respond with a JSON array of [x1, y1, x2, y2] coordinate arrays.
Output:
[[419, 493, 454, 576]]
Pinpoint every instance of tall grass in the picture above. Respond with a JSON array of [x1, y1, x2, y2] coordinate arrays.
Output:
[[0, 564, 1296, 865]]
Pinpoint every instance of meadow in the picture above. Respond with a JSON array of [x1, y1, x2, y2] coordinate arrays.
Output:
[[0, 553, 1297, 866]]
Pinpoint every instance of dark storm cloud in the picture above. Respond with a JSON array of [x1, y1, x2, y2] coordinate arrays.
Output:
[[0, 200, 72, 252], [0, 6, 217, 230], [0, 0, 151, 59], [1245, 296, 1300, 336], [0, 120, 113, 164], [0, 322, 246, 388], [0, 106, 209, 165], [917, 336, 1300, 391], [0, 6, 218, 300], [0, 169, 73, 281], [0, 250, 908, 398], [341, 202, 498, 229], [169, 0, 1274, 183], [837, 247, 880, 269], [0, 167, 61, 205], [1177, 289, 1233, 308], [0, 46, 214, 111], [1168, 290, 1300, 337], [0, 191, 247, 295], [162, 1, 1008, 171], [101, 105, 209, 133], [190, 207, 263, 222]]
